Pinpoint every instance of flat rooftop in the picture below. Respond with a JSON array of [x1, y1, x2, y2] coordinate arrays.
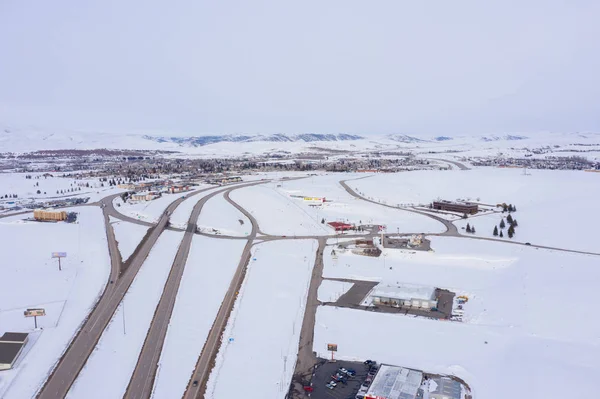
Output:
[[366, 365, 423, 399], [0, 332, 29, 343], [370, 284, 435, 301], [0, 342, 24, 365]]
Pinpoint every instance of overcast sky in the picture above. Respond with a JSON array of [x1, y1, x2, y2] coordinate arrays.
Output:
[[0, 0, 599, 136]]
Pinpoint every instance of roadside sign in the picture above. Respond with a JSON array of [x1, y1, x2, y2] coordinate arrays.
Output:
[[24, 308, 46, 329], [51, 252, 67, 258], [24, 308, 46, 317], [327, 343, 338, 352]]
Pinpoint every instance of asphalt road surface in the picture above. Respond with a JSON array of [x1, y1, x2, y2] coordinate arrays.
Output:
[[124, 181, 264, 399], [37, 188, 215, 399], [182, 186, 261, 399]]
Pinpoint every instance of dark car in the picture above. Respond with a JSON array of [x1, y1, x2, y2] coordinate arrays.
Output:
[[525, 242, 531, 245], [192, 380, 198, 387]]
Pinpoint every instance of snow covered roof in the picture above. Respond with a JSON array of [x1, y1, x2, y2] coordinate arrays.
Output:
[[371, 284, 435, 301], [366, 365, 423, 399]]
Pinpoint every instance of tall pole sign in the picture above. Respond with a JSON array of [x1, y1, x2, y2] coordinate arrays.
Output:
[[24, 308, 46, 329], [51, 252, 67, 271]]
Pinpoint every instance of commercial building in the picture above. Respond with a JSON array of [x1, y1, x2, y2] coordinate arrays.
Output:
[[0, 332, 29, 371], [33, 209, 67, 221], [371, 284, 438, 310], [130, 192, 160, 201], [429, 376, 463, 399], [365, 365, 423, 399], [168, 184, 190, 194], [432, 201, 478, 215], [327, 221, 354, 232]]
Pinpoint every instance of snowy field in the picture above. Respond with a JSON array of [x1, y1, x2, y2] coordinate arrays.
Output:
[[152, 236, 246, 399], [317, 280, 354, 303], [0, 172, 123, 215], [351, 169, 600, 252], [230, 175, 444, 236], [167, 184, 219, 228], [67, 230, 183, 399], [316, 236, 600, 398], [114, 192, 189, 223], [205, 240, 316, 399], [197, 193, 252, 236], [0, 208, 109, 399], [109, 216, 149, 262]]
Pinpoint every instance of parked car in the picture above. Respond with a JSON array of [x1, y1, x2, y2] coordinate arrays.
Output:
[[329, 381, 337, 387], [303, 386, 313, 392], [525, 242, 531, 245], [326, 383, 334, 390], [192, 380, 198, 387], [364, 360, 373, 365]]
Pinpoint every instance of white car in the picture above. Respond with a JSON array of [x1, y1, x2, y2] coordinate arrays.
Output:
[[329, 381, 337, 387]]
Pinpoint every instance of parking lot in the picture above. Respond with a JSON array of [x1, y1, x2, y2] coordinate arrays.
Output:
[[301, 359, 371, 399]]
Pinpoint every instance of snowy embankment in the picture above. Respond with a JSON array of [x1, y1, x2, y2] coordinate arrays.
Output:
[[317, 280, 353, 303], [197, 193, 251, 236], [0, 208, 109, 399], [352, 169, 600, 252], [230, 185, 329, 236], [114, 191, 191, 224], [66, 230, 183, 399], [109, 216, 149, 262], [151, 236, 246, 399], [167, 185, 220, 229], [317, 237, 600, 398], [205, 240, 317, 399], [278, 174, 445, 234]]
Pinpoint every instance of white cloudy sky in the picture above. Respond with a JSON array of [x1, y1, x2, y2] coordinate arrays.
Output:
[[0, 0, 599, 136]]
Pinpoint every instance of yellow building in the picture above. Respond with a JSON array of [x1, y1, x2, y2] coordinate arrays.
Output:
[[34, 209, 67, 221]]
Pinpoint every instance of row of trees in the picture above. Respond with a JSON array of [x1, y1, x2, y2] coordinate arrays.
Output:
[[465, 223, 476, 233], [1, 194, 17, 199]]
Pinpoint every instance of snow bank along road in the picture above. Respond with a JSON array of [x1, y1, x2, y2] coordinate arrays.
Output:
[[124, 181, 264, 399], [36, 185, 233, 399]]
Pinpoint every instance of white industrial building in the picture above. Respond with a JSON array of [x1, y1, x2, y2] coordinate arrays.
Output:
[[369, 283, 438, 310], [365, 365, 423, 399]]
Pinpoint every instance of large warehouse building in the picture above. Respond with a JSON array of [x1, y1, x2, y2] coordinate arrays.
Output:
[[432, 201, 478, 215], [365, 365, 423, 399], [0, 332, 29, 371]]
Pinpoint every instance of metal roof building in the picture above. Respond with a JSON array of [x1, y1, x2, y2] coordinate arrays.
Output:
[[365, 365, 423, 399], [429, 376, 463, 399], [0, 332, 29, 371]]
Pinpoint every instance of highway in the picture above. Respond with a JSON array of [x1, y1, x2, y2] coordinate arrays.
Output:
[[124, 181, 264, 399], [182, 185, 261, 399], [36, 186, 222, 399]]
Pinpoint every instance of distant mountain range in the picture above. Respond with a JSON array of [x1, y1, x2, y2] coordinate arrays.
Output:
[[480, 135, 528, 142], [142, 133, 365, 147]]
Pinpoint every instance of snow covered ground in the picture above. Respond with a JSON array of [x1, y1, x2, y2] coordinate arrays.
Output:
[[109, 216, 149, 262], [167, 185, 219, 228], [0, 208, 109, 399], [152, 236, 246, 399], [114, 192, 189, 223], [0, 172, 123, 215], [351, 169, 600, 252], [197, 193, 252, 236], [205, 240, 316, 399], [67, 230, 183, 399], [230, 175, 444, 236], [316, 236, 600, 398], [317, 280, 354, 303]]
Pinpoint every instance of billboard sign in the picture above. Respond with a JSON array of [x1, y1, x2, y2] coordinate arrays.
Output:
[[24, 308, 46, 317], [327, 343, 338, 352], [52, 252, 67, 258]]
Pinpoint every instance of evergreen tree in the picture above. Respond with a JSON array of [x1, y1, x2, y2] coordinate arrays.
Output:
[[502, 203, 508, 212], [506, 214, 513, 224], [321, 218, 325, 224], [466, 223, 471, 233], [462, 213, 468, 219], [513, 205, 517, 212], [499, 230, 504, 238], [471, 226, 476, 233], [36, 190, 41, 194], [500, 218, 506, 229], [513, 219, 518, 227], [508, 224, 515, 238]]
